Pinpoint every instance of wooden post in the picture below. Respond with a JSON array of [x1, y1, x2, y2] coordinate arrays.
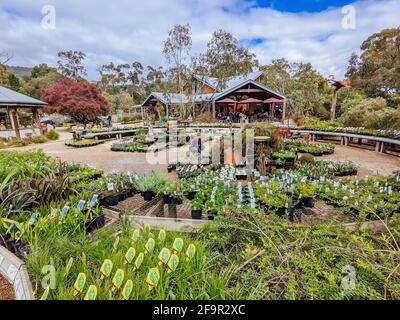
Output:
[[331, 89, 338, 121], [212, 100, 216, 119], [166, 104, 169, 120], [10, 107, 20, 139], [375, 141, 380, 152], [31, 107, 41, 135], [282, 100, 287, 122], [380, 142, 385, 153]]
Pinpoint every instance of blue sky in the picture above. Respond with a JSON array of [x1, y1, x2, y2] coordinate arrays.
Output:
[[254, 0, 356, 12], [0, 0, 399, 80]]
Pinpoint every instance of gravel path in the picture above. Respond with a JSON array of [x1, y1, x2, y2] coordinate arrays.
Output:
[[0, 273, 15, 300], [321, 144, 400, 177]]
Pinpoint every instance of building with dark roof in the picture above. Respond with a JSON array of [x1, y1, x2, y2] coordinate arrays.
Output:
[[0, 86, 47, 139], [141, 71, 287, 121]]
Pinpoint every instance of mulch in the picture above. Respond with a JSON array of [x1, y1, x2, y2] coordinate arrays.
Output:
[[0, 273, 15, 300]]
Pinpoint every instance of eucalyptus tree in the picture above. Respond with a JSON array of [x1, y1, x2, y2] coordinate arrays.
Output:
[[98, 62, 130, 94], [57, 50, 87, 80], [163, 24, 192, 118], [127, 61, 144, 101], [205, 29, 258, 90], [346, 27, 400, 98]]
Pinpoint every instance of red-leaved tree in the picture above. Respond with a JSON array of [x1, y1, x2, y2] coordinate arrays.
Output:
[[41, 79, 110, 124]]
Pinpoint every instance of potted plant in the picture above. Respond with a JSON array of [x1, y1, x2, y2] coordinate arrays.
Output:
[[191, 197, 203, 220], [85, 207, 105, 233], [295, 182, 316, 208], [159, 184, 174, 204], [134, 171, 166, 201], [235, 168, 248, 181]]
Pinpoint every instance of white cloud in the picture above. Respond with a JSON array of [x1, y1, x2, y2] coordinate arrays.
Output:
[[0, 0, 399, 80]]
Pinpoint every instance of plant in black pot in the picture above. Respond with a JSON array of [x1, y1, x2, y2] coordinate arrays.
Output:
[[134, 171, 167, 202], [185, 182, 199, 200], [158, 183, 176, 204], [295, 182, 316, 208], [191, 196, 204, 220], [85, 206, 105, 233], [102, 182, 119, 206], [171, 182, 186, 205]]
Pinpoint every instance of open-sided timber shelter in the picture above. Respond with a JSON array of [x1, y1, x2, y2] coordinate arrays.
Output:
[[141, 71, 287, 121], [0, 86, 47, 139]]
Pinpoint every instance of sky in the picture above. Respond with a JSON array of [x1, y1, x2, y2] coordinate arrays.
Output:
[[0, 0, 399, 81]]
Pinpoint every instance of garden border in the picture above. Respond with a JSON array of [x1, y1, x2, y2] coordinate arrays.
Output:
[[0, 246, 34, 300], [292, 129, 400, 154]]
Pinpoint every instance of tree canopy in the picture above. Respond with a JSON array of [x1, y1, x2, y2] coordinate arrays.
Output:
[[261, 59, 332, 120], [346, 27, 400, 98], [57, 50, 87, 80], [41, 79, 109, 124], [205, 30, 258, 88]]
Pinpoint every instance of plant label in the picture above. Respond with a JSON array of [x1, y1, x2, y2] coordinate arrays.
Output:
[[76, 200, 86, 211]]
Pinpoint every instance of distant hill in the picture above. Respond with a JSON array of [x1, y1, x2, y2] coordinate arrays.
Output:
[[6, 65, 32, 78]]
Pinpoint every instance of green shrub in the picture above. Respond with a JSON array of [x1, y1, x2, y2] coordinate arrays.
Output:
[[134, 171, 167, 193], [299, 154, 315, 163], [46, 129, 60, 140], [8, 139, 30, 147], [31, 135, 48, 144]]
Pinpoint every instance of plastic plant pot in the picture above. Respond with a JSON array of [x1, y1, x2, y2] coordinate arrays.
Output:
[[105, 195, 119, 206], [173, 197, 183, 205], [303, 197, 315, 208], [118, 192, 128, 202], [208, 211, 217, 220], [142, 191, 155, 201], [187, 191, 197, 200], [191, 210, 202, 220], [163, 194, 172, 204]]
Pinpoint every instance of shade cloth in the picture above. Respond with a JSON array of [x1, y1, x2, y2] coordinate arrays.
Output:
[[264, 97, 284, 104], [239, 98, 263, 104], [216, 98, 235, 103]]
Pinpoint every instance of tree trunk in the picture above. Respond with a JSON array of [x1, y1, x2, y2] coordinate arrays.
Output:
[[331, 89, 338, 121]]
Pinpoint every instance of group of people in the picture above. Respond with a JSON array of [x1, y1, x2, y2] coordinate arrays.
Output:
[[216, 111, 255, 124], [216, 111, 276, 123]]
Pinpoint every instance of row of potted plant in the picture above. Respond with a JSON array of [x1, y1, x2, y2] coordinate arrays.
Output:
[[294, 160, 358, 179], [285, 139, 335, 156], [65, 139, 105, 148], [111, 135, 157, 153], [298, 125, 400, 140]]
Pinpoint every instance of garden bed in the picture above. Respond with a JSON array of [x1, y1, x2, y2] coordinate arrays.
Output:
[[65, 139, 105, 148], [0, 273, 15, 300], [1, 147, 400, 300]]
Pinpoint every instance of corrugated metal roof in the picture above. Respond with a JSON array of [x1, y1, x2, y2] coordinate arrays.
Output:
[[142, 71, 286, 106], [142, 92, 214, 106], [195, 71, 263, 91], [0, 86, 47, 106]]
